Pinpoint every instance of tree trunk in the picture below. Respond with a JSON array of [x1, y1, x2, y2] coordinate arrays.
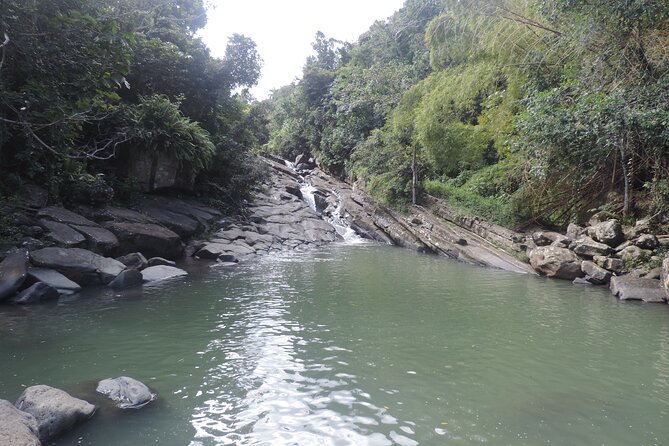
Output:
[[619, 137, 630, 217]]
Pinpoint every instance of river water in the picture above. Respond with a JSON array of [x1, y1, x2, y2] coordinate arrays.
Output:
[[1, 243, 669, 446]]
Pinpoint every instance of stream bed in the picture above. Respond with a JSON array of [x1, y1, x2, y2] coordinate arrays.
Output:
[[1, 243, 668, 445]]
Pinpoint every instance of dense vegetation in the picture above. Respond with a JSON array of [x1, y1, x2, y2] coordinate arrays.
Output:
[[262, 0, 669, 228], [0, 0, 265, 213]]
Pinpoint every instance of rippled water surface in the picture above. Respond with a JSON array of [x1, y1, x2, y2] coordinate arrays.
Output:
[[1, 244, 669, 445]]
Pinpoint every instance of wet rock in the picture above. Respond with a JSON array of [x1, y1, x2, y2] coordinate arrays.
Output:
[[0, 249, 30, 302], [30, 248, 126, 286], [619, 245, 652, 262], [39, 220, 86, 248], [589, 219, 624, 247], [116, 252, 149, 270], [15, 385, 95, 441], [141, 265, 188, 283], [0, 399, 40, 446], [103, 222, 183, 260], [529, 246, 583, 280], [195, 243, 230, 260], [27, 268, 82, 295], [147, 257, 175, 267], [218, 255, 238, 263], [96, 377, 155, 409], [573, 277, 593, 285], [609, 276, 666, 303], [10, 283, 59, 305], [108, 269, 143, 290], [571, 237, 611, 258], [635, 234, 659, 250], [581, 261, 612, 285]]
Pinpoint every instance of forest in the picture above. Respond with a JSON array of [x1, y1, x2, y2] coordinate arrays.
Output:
[[1, 0, 668, 236], [263, 0, 669, 229]]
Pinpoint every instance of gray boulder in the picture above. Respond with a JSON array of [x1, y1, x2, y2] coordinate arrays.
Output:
[[27, 268, 82, 295], [141, 265, 188, 283], [532, 231, 562, 247], [147, 257, 176, 267], [37, 207, 96, 226], [0, 399, 40, 446], [39, 220, 86, 248], [68, 225, 119, 254], [96, 377, 155, 409], [593, 256, 625, 275], [116, 252, 148, 270], [571, 237, 611, 258], [529, 246, 583, 280], [610, 276, 666, 303], [635, 234, 659, 250], [103, 222, 183, 260], [10, 283, 59, 305], [30, 248, 126, 286], [662, 255, 669, 301], [619, 245, 652, 262], [15, 385, 96, 441], [566, 223, 585, 240], [581, 261, 612, 285], [195, 243, 229, 260], [0, 249, 29, 302], [108, 269, 144, 290], [137, 204, 201, 238], [589, 219, 624, 247]]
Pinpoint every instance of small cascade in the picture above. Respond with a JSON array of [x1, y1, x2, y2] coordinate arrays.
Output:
[[285, 159, 366, 244]]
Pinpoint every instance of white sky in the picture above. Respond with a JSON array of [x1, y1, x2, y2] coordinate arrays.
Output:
[[199, 0, 407, 99]]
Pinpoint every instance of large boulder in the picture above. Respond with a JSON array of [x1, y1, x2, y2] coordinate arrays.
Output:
[[103, 222, 183, 260], [0, 249, 29, 302], [39, 220, 86, 249], [15, 385, 96, 441], [68, 225, 119, 254], [141, 265, 188, 283], [96, 377, 155, 409], [37, 207, 118, 254], [571, 237, 611, 258], [0, 399, 40, 446], [566, 223, 585, 240], [610, 276, 666, 303], [635, 234, 659, 250], [589, 219, 624, 247], [30, 248, 126, 286], [619, 245, 652, 262], [532, 231, 564, 247], [593, 256, 625, 275], [581, 261, 612, 285], [116, 252, 148, 270], [108, 269, 144, 290], [529, 246, 584, 280], [10, 283, 59, 305], [27, 268, 82, 296]]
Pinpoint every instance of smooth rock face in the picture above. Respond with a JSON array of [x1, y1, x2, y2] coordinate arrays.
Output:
[[0, 399, 40, 446], [96, 377, 155, 409], [15, 385, 96, 441], [10, 283, 59, 305], [610, 276, 666, 303], [141, 265, 188, 283], [27, 268, 82, 295], [529, 246, 583, 280], [0, 249, 29, 302], [581, 261, 612, 285], [108, 269, 144, 290], [571, 237, 611, 258], [30, 248, 126, 286], [590, 219, 624, 247]]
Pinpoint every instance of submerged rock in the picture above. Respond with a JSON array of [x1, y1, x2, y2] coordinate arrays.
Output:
[[116, 252, 148, 270], [15, 385, 96, 441], [141, 265, 188, 283], [0, 399, 40, 446], [10, 283, 59, 305], [609, 276, 666, 303], [0, 249, 29, 302], [108, 269, 143, 290], [96, 377, 155, 409], [529, 246, 583, 280]]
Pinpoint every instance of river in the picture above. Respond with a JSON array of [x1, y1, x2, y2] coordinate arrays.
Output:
[[1, 243, 668, 445]]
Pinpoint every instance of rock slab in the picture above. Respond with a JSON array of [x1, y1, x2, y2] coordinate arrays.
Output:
[[15, 385, 96, 441], [96, 377, 155, 409], [610, 276, 666, 303], [30, 248, 126, 286], [10, 283, 59, 305], [0, 249, 29, 302], [0, 399, 40, 446], [141, 265, 188, 283], [529, 246, 583, 280]]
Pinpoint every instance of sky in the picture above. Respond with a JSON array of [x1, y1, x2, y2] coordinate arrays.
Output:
[[199, 0, 407, 100]]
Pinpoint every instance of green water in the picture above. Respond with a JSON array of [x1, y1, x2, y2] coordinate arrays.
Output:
[[1, 244, 669, 445]]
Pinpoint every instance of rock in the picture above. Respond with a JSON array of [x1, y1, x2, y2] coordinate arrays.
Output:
[[10, 283, 59, 305], [116, 252, 148, 270], [581, 261, 612, 285], [284, 186, 302, 199], [619, 245, 652, 262], [39, 220, 86, 248], [571, 237, 611, 258], [625, 218, 652, 240], [0, 249, 29, 302], [529, 246, 584, 280], [20, 238, 45, 252], [593, 256, 625, 275], [645, 267, 662, 280], [573, 277, 593, 285], [103, 222, 183, 259], [30, 248, 126, 286], [218, 255, 238, 263], [589, 219, 624, 247], [550, 234, 572, 249], [137, 204, 201, 238], [37, 207, 97, 226], [627, 266, 650, 279], [108, 269, 143, 289], [96, 377, 155, 409], [614, 240, 632, 252], [532, 231, 562, 247], [184, 240, 206, 258], [635, 234, 659, 250], [609, 276, 666, 303], [566, 223, 584, 240], [455, 238, 468, 246], [141, 265, 188, 283], [0, 399, 40, 446], [68, 225, 119, 254], [195, 243, 229, 260], [15, 385, 96, 441], [147, 257, 175, 267], [27, 268, 82, 295], [663, 255, 669, 300]]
